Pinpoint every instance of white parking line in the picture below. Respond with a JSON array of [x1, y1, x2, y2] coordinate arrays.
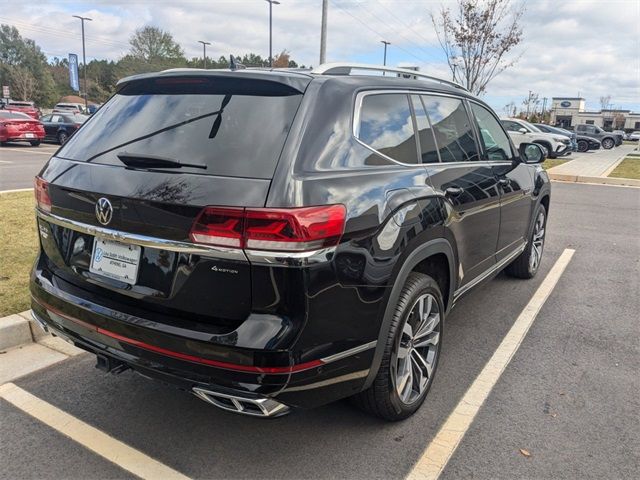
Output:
[[0, 382, 191, 480], [407, 248, 575, 480], [0, 160, 12, 164], [0, 147, 55, 155]]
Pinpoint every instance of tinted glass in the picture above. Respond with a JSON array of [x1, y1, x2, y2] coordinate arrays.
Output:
[[40, 115, 52, 122], [70, 114, 88, 123], [358, 94, 419, 164], [471, 103, 514, 161], [421, 95, 479, 162], [57, 77, 303, 179], [0, 111, 31, 119], [502, 120, 523, 132], [411, 95, 440, 163]]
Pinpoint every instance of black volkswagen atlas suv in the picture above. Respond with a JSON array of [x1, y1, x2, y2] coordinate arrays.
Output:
[[30, 63, 550, 420]]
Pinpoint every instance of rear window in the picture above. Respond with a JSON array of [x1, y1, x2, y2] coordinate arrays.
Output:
[[0, 111, 31, 120], [57, 76, 304, 179]]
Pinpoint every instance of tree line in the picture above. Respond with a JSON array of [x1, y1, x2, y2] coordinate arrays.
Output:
[[0, 24, 302, 107]]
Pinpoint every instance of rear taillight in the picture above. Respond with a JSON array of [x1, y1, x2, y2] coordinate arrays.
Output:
[[34, 176, 51, 212], [189, 205, 346, 252], [190, 207, 244, 247]]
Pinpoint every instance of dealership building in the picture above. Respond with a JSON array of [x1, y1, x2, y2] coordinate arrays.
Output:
[[549, 97, 640, 131]]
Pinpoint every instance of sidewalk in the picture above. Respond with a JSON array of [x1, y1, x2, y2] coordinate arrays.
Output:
[[0, 310, 84, 384], [547, 144, 640, 186]]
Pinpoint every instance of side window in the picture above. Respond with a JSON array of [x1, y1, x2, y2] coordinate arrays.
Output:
[[50, 115, 61, 123], [421, 95, 479, 162], [470, 103, 514, 161], [502, 121, 521, 132], [411, 95, 440, 163], [40, 115, 51, 122], [358, 93, 419, 164]]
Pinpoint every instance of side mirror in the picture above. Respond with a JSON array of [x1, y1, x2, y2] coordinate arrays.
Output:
[[518, 127, 528, 134], [519, 143, 546, 164]]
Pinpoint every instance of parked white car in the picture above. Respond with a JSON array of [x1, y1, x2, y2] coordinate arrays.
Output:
[[627, 131, 640, 141], [501, 118, 571, 158], [53, 102, 86, 115]]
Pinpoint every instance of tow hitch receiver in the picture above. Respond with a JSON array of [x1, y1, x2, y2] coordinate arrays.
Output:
[[95, 354, 130, 375]]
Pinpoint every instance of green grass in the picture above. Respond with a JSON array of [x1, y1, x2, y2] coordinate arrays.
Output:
[[609, 156, 640, 180], [0, 191, 38, 317], [542, 159, 569, 170]]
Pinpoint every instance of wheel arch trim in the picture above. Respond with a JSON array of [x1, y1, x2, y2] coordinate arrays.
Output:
[[362, 238, 455, 390]]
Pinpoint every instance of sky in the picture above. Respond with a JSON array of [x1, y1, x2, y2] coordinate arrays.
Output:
[[2, 0, 639, 113]]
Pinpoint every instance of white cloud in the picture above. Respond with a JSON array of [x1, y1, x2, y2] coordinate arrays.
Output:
[[1, 0, 638, 110]]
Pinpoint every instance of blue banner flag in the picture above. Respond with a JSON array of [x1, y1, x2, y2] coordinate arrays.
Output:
[[69, 54, 80, 92]]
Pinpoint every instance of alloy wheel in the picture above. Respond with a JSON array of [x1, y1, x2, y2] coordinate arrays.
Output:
[[392, 293, 441, 405], [529, 210, 546, 272], [602, 138, 614, 149]]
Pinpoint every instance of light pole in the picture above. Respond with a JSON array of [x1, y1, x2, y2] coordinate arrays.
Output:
[[265, 0, 280, 67], [198, 40, 211, 69], [72, 15, 92, 110], [320, 0, 328, 65], [381, 40, 390, 67]]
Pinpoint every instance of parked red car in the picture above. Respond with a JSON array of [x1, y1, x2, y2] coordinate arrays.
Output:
[[4, 100, 41, 119], [0, 111, 45, 146]]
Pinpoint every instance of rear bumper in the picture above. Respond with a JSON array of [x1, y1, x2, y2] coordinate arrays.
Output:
[[30, 262, 376, 411]]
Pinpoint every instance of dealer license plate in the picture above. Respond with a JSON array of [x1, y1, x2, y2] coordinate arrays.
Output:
[[90, 238, 141, 285]]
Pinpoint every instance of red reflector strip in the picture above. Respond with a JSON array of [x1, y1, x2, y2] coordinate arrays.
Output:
[[33, 297, 324, 374]]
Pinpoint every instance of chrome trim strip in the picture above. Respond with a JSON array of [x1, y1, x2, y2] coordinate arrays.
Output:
[[453, 243, 527, 299], [37, 209, 337, 265], [244, 247, 337, 266], [321, 340, 377, 364], [36, 209, 248, 262]]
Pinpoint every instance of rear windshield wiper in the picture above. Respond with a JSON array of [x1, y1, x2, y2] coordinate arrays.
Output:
[[116, 152, 207, 170]]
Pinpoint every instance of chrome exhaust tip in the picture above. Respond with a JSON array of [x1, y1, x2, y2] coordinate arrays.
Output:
[[192, 387, 290, 418]]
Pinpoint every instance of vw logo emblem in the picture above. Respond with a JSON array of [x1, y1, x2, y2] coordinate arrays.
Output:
[[95, 197, 113, 226]]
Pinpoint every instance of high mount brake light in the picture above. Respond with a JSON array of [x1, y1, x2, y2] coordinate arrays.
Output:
[[189, 205, 346, 252], [34, 176, 51, 212]]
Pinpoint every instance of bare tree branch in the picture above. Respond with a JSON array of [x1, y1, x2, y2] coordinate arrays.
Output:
[[431, 0, 524, 95]]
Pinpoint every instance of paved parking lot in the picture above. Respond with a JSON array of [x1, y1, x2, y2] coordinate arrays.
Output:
[[0, 143, 59, 191], [1, 181, 638, 479]]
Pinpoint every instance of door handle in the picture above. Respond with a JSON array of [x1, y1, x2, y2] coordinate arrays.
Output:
[[444, 186, 463, 197]]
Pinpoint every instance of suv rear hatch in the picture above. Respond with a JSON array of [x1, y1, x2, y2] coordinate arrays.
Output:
[[36, 71, 309, 329]]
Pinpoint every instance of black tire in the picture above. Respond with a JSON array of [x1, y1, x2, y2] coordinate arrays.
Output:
[[601, 137, 614, 149], [351, 272, 443, 421], [30, 140, 40, 147], [505, 203, 547, 279], [577, 139, 589, 152], [58, 131, 68, 145]]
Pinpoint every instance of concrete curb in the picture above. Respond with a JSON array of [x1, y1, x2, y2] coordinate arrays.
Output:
[[0, 309, 85, 384], [548, 172, 640, 187]]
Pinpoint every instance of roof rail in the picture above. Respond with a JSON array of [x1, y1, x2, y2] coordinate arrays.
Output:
[[311, 62, 468, 91]]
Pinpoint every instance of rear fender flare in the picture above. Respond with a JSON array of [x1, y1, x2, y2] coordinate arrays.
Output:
[[362, 238, 455, 390]]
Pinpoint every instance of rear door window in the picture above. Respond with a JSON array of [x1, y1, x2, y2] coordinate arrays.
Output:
[[56, 76, 304, 179], [420, 95, 479, 162], [357, 93, 419, 164]]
